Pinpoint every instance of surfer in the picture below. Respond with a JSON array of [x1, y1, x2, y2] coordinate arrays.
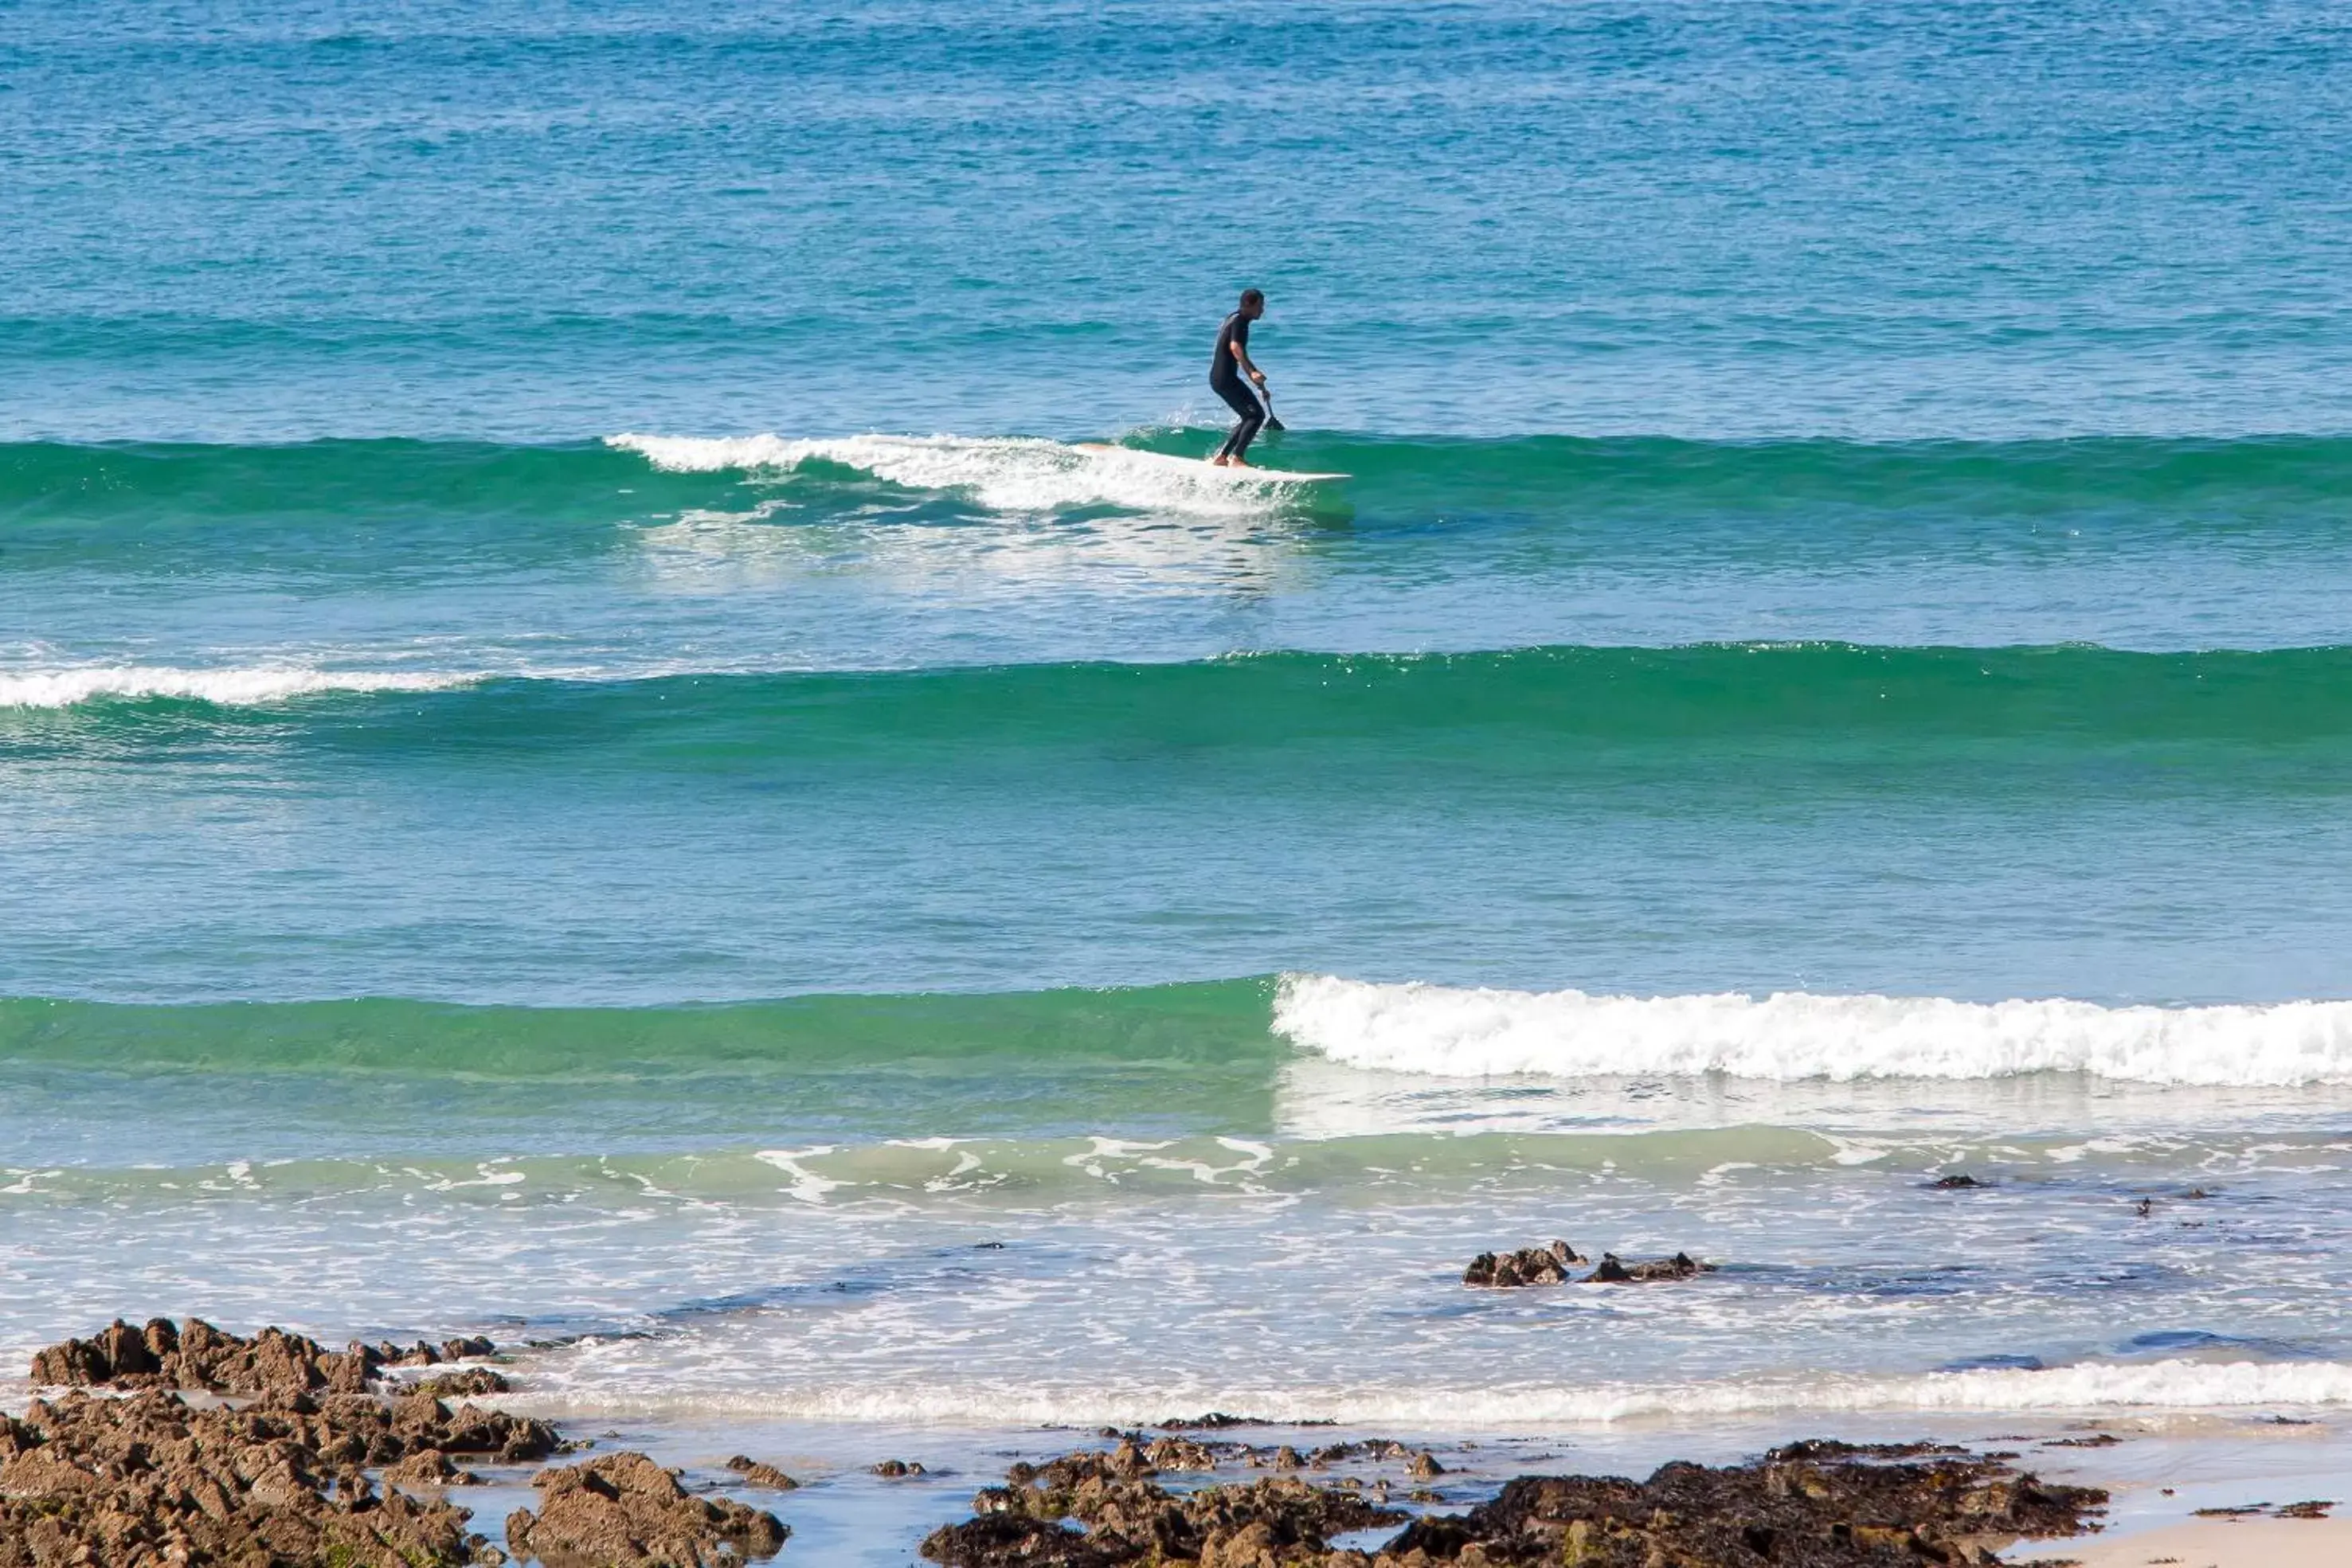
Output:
[[1210, 288, 1269, 467]]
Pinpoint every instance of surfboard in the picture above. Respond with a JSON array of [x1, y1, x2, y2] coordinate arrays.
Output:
[[1075, 443, 1348, 484]]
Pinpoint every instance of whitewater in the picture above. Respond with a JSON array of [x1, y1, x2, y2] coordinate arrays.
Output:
[[1274, 976, 2352, 1088]]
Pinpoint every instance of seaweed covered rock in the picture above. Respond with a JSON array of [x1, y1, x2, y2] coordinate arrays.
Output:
[[922, 1439, 2103, 1566], [0, 1389, 499, 1568], [1584, 1250, 1714, 1283], [506, 1451, 787, 1567], [408, 1366, 514, 1398], [1462, 1247, 1719, 1288], [924, 1513, 1117, 1567], [1383, 1441, 2105, 1565], [374, 1335, 500, 1367], [1462, 1241, 1583, 1287], [929, 1449, 1405, 1566]]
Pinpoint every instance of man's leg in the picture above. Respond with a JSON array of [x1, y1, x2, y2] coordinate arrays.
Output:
[[1215, 382, 1264, 462]]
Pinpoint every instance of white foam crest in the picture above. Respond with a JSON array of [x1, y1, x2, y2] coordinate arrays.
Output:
[[0, 666, 475, 710], [1273, 975, 2352, 1089], [512, 1359, 2352, 1428], [608, 432, 1285, 516]]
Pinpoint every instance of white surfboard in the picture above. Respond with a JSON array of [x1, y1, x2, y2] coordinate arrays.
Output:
[[1075, 443, 1348, 484]]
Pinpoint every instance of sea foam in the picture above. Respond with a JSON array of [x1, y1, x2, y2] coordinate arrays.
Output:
[[0, 667, 474, 709], [1273, 974, 2352, 1088], [510, 1357, 2352, 1427], [608, 432, 1292, 515]]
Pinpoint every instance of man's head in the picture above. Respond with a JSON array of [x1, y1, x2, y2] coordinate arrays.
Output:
[[1239, 287, 1265, 319]]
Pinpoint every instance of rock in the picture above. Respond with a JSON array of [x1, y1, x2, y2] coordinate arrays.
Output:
[[0, 1387, 493, 1568], [922, 1513, 1117, 1566], [385, 1448, 483, 1490], [1583, 1251, 1713, 1283], [506, 1452, 786, 1567], [873, 1457, 928, 1476], [1382, 1442, 2104, 1565], [928, 1447, 1406, 1566], [923, 1438, 2104, 1566], [27, 1316, 497, 1396], [724, 1455, 801, 1490], [409, 1367, 512, 1398], [393, 1394, 563, 1461], [1930, 1173, 1987, 1189], [1145, 1436, 1221, 1472], [1462, 1240, 1583, 1288], [1407, 1450, 1446, 1480]]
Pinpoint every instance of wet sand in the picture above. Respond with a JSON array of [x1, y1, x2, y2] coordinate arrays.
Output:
[[2018, 1515, 2350, 1567]]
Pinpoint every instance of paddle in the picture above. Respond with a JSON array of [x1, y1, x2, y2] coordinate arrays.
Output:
[[1260, 382, 1286, 432]]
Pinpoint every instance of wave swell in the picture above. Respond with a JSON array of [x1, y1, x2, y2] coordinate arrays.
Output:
[[15, 977, 2352, 1090], [12, 432, 2352, 531], [11, 644, 2352, 744]]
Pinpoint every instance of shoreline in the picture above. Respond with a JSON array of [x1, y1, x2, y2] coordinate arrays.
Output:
[[10, 1320, 2351, 1566], [2017, 1517, 2351, 1568]]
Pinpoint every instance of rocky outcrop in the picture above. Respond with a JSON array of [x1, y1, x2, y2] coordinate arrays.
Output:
[[28, 1317, 503, 1396], [921, 1438, 2103, 1566], [1463, 1245, 1716, 1287], [1383, 1441, 2104, 1565], [1462, 1241, 1583, 1287], [0, 1389, 503, 1568], [378, 1335, 500, 1365], [505, 1452, 787, 1567], [725, 1454, 801, 1489], [382, 1391, 563, 1464], [1584, 1250, 1715, 1283], [933, 1466, 1402, 1566], [408, 1367, 513, 1398], [29, 1316, 374, 1394], [384, 1448, 483, 1490], [926, 1442, 1407, 1566]]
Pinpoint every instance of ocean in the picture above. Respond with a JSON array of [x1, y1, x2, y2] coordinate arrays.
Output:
[[10, 0, 2352, 1558]]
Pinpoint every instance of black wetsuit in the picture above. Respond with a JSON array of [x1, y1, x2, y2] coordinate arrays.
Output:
[[1210, 310, 1264, 460]]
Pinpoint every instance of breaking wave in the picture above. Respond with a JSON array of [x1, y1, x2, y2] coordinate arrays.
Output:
[[1274, 975, 2352, 1088], [0, 666, 477, 709], [607, 432, 1321, 515]]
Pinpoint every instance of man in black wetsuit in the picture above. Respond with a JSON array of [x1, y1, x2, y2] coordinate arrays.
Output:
[[1210, 288, 1268, 467]]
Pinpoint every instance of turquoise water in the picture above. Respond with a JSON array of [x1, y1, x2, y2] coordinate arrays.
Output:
[[10, 0, 2352, 1514]]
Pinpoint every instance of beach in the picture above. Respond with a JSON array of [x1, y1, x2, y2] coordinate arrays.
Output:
[[10, 0, 2352, 1560]]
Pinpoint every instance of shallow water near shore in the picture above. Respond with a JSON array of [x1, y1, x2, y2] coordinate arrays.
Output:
[[13, 0, 2352, 1547]]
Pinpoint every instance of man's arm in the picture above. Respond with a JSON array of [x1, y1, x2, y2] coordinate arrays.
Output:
[[1230, 338, 1266, 386]]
